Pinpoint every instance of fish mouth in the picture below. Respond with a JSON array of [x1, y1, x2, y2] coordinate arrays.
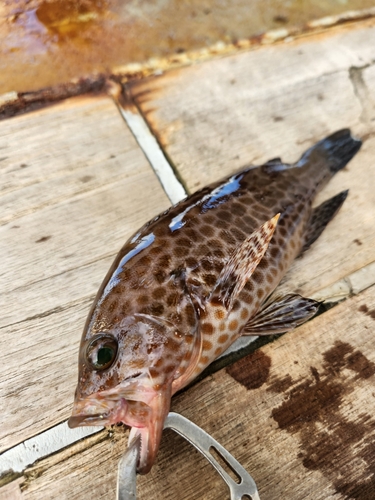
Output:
[[68, 413, 107, 428], [68, 392, 151, 430], [68, 382, 171, 473]]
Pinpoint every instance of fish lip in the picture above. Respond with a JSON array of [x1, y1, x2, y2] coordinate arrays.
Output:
[[68, 413, 108, 428]]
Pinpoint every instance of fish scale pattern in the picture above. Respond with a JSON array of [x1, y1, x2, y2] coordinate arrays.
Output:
[[89, 158, 322, 390]]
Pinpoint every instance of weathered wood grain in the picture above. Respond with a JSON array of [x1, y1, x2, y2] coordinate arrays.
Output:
[[0, 96, 170, 452], [130, 21, 375, 297], [11, 284, 375, 500]]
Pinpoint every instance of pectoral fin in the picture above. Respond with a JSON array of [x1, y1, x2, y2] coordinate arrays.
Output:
[[209, 214, 279, 313], [243, 294, 320, 335]]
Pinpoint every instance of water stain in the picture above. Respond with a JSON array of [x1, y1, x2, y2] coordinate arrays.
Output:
[[226, 350, 271, 390], [359, 304, 375, 320], [269, 340, 375, 499], [267, 373, 293, 393]]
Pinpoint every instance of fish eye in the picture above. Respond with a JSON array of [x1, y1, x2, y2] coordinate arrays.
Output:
[[86, 334, 118, 371]]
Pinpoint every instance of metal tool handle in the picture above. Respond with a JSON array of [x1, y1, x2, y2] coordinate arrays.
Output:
[[117, 435, 140, 500], [164, 412, 260, 500]]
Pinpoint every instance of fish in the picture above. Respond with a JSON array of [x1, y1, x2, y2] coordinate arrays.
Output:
[[68, 129, 361, 473]]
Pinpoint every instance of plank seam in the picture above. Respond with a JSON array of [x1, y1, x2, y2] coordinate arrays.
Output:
[[110, 85, 187, 205]]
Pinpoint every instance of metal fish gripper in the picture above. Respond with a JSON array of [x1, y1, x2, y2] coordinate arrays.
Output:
[[117, 412, 260, 500]]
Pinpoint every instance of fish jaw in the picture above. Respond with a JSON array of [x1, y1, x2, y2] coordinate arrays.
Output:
[[68, 379, 171, 473], [128, 385, 171, 474]]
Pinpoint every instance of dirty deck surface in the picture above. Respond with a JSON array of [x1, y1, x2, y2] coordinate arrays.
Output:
[[1, 5, 375, 500]]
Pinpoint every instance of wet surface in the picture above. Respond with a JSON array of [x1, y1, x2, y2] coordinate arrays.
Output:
[[2, 0, 375, 94], [270, 341, 375, 499], [226, 337, 375, 499]]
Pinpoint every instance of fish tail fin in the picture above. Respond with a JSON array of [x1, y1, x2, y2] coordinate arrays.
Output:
[[296, 129, 362, 176]]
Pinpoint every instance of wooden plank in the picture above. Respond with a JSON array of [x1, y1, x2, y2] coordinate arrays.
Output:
[[0, 95, 170, 452], [13, 284, 375, 499], [130, 21, 375, 297]]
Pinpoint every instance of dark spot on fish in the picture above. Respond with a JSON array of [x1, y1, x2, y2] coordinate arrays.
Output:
[[231, 227, 245, 242], [20, 163, 28, 168], [232, 300, 241, 311], [201, 259, 214, 272], [186, 257, 198, 269], [138, 256, 151, 267], [176, 237, 191, 247], [150, 303, 164, 315], [226, 350, 271, 390], [252, 271, 263, 284], [203, 273, 217, 287], [152, 287, 166, 300], [217, 209, 233, 223], [273, 116, 283, 122], [359, 303, 375, 320], [257, 256, 268, 269], [317, 93, 324, 101], [353, 238, 362, 246], [231, 203, 246, 217], [158, 255, 170, 268], [154, 270, 166, 284], [80, 175, 93, 183], [184, 228, 198, 239], [203, 214, 215, 224], [200, 224, 215, 237], [35, 235, 51, 243], [149, 245, 163, 256]]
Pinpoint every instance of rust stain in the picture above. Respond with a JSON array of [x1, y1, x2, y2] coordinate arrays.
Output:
[[1, 2, 375, 100], [226, 350, 271, 390], [0, 76, 106, 120], [269, 340, 375, 499]]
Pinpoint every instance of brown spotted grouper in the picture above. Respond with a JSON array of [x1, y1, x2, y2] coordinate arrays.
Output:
[[69, 129, 361, 473]]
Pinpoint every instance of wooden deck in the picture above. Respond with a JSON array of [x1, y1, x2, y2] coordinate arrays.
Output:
[[1, 13, 375, 500]]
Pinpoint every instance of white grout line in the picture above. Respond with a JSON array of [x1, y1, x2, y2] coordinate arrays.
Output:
[[0, 422, 103, 475], [118, 105, 187, 205]]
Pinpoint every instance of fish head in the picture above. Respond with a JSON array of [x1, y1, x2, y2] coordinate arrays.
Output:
[[68, 313, 187, 473]]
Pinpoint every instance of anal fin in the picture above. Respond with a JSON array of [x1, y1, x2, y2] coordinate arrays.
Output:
[[301, 189, 348, 253], [243, 294, 320, 335]]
